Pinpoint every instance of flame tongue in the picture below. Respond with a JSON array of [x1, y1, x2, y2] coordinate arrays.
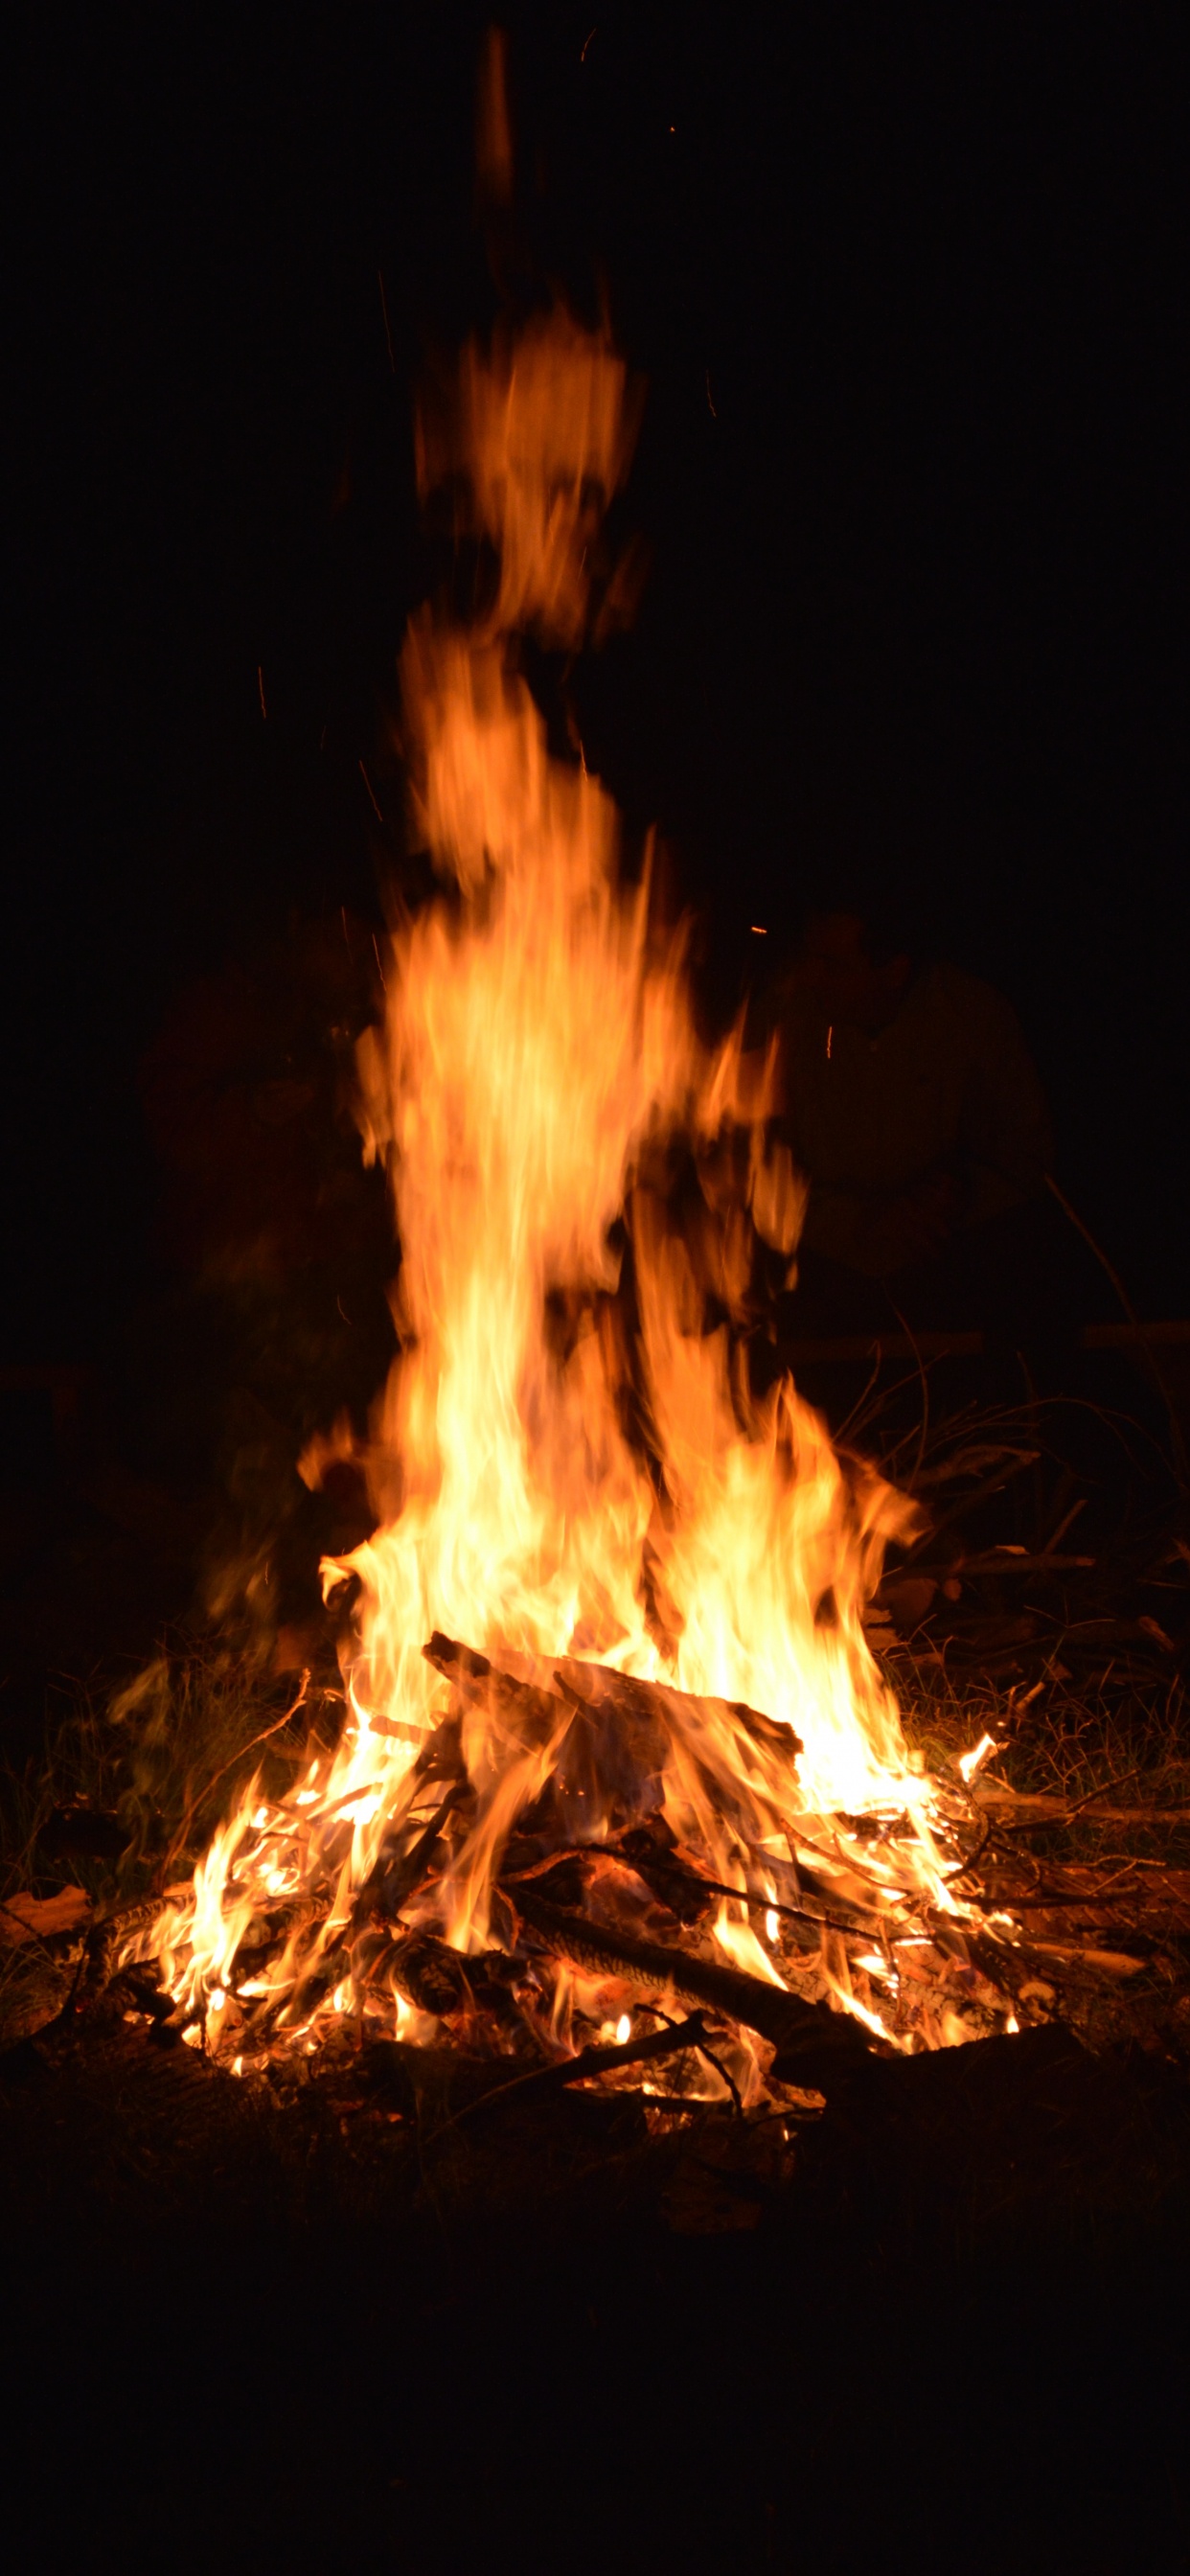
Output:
[[134, 311, 1011, 2082]]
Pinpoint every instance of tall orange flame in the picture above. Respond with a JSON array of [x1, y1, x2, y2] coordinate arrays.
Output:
[[134, 310, 1003, 2078]]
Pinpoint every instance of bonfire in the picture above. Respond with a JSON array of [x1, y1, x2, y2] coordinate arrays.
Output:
[[108, 286, 1024, 2115]]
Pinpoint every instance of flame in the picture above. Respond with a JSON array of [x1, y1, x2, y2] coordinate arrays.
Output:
[[129, 307, 1008, 2081]]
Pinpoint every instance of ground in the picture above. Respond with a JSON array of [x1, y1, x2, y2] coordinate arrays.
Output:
[[4, 1358, 1190, 2567]]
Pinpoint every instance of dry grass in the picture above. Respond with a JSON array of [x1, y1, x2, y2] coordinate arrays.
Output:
[[0, 1641, 340, 2048], [0, 1642, 332, 1908], [901, 1660, 1190, 1859], [848, 1362, 1189, 1843]]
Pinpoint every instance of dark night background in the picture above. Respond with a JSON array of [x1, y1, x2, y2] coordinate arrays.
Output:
[[4, 24, 1190, 2556], [5, 2, 1186, 1369]]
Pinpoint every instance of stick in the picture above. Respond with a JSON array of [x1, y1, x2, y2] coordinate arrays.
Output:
[[974, 1785, 1190, 1826], [499, 1842, 878, 1941], [422, 1632, 563, 1744], [507, 1886, 869, 2072], [374, 1781, 469, 1918], [943, 1551, 1095, 1575], [423, 2010, 711, 2138], [165, 1671, 311, 1877]]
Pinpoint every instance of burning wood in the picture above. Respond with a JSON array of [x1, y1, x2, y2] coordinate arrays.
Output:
[[506, 1884, 867, 2077]]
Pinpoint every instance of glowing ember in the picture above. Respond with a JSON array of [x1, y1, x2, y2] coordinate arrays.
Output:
[[123, 298, 1016, 2097]]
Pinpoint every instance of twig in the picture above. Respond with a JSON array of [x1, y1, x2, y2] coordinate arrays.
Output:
[[1060, 1764, 1144, 1823], [834, 1346, 885, 1444], [665, 1865, 877, 1943], [942, 1814, 995, 1882], [949, 1551, 1095, 1575], [378, 1782, 468, 1915], [0, 1897, 69, 1960], [165, 1672, 310, 1878], [689, 2036, 744, 2118], [500, 1844, 881, 1940], [975, 1778, 1189, 1828], [1041, 1498, 1088, 1557], [423, 2010, 710, 2140]]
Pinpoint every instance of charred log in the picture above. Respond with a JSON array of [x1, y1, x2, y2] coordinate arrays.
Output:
[[507, 1886, 871, 2080], [424, 2008, 714, 2130]]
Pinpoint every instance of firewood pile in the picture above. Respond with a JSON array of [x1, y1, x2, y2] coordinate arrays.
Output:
[[5, 1386, 1190, 2239], [1, 1624, 1182, 2205], [2, 1600, 1189, 2271], [89, 1622, 1042, 2104]]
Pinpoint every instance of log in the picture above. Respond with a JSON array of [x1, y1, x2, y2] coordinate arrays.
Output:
[[552, 1658, 803, 1767], [423, 1630, 803, 1769], [508, 1886, 870, 2080], [423, 1633, 561, 1745], [423, 2010, 713, 2135], [602, 1835, 870, 1945]]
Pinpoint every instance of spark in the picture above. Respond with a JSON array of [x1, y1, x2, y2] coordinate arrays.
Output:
[[706, 371, 717, 418], [581, 24, 597, 58], [750, 924, 767, 934], [257, 665, 267, 719], [826, 1024, 833, 1059], [359, 759, 384, 822]]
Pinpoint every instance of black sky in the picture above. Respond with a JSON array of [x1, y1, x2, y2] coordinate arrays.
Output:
[[5, 3, 1186, 1358]]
